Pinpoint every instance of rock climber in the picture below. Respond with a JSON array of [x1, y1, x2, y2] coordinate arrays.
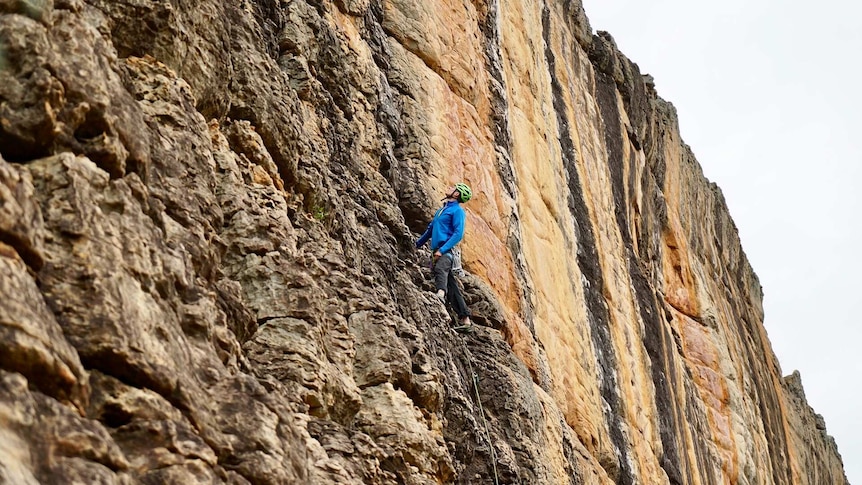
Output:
[[415, 183, 473, 332]]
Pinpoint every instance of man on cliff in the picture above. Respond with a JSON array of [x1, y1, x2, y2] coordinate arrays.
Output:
[[415, 183, 473, 332]]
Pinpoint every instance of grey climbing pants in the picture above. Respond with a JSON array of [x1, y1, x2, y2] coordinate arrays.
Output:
[[432, 252, 470, 318]]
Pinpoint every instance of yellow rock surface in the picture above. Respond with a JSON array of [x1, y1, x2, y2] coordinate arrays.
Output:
[[498, 0, 611, 464], [324, 0, 849, 481]]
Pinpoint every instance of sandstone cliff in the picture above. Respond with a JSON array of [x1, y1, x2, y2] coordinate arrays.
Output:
[[0, 0, 848, 484]]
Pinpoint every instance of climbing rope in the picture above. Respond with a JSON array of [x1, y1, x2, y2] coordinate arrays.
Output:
[[463, 346, 500, 485], [403, 251, 500, 483]]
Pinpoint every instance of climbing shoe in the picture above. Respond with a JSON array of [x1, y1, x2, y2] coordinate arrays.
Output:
[[453, 317, 473, 333]]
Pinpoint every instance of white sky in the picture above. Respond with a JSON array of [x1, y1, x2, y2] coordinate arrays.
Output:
[[581, 0, 861, 482]]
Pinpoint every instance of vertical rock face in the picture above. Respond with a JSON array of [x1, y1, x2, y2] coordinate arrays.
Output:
[[0, 1, 847, 484]]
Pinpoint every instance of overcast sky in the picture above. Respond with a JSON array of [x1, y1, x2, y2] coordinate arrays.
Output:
[[581, 0, 861, 482]]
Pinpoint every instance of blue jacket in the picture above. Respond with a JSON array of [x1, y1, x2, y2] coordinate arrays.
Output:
[[416, 200, 465, 254]]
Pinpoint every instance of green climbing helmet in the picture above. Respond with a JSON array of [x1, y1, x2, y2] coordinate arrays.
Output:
[[454, 183, 472, 203]]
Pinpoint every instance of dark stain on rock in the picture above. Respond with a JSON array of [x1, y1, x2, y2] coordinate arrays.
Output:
[[591, 51, 630, 248], [542, 4, 632, 484], [630, 261, 689, 485]]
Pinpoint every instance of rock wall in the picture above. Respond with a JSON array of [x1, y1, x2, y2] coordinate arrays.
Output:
[[0, 0, 848, 484]]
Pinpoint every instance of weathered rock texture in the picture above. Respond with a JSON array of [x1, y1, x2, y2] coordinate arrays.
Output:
[[0, 0, 848, 484]]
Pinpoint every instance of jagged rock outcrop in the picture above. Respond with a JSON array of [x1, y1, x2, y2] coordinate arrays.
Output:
[[0, 0, 848, 484]]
